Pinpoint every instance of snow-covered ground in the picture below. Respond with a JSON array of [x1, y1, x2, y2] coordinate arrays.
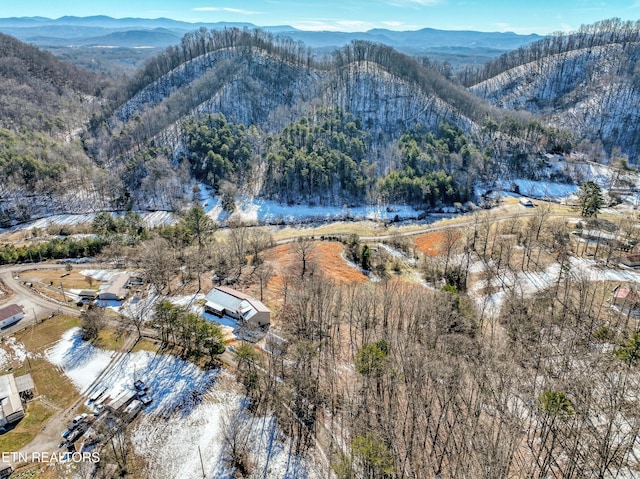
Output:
[[5, 211, 177, 233], [505, 179, 579, 199], [46, 328, 113, 393], [79, 269, 128, 282], [46, 326, 323, 478], [131, 384, 323, 479], [228, 198, 423, 225], [470, 256, 640, 319]]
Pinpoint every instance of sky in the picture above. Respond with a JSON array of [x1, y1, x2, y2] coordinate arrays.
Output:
[[4, 0, 640, 34]]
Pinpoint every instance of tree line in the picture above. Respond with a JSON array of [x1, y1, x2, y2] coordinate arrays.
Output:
[[461, 17, 640, 87]]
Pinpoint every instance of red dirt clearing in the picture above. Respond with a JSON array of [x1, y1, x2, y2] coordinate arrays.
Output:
[[264, 241, 368, 289], [414, 231, 445, 256]]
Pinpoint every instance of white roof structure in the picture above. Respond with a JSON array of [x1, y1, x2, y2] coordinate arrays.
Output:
[[204, 286, 270, 326], [0, 374, 27, 426]]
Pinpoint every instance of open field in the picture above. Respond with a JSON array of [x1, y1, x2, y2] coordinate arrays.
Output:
[[131, 338, 161, 353], [18, 269, 104, 291], [414, 231, 447, 256], [0, 316, 81, 452], [263, 241, 367, 290], [0, 401, 53, 452]]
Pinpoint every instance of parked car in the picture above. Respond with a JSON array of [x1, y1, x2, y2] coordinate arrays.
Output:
[[139, 395, 153, 406], [72, 413, 87, 424], [61, 429, 72, 439], [134, 380, 147, 391]]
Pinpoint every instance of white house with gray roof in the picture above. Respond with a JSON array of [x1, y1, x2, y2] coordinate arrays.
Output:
[[204, 286, 270, 327]]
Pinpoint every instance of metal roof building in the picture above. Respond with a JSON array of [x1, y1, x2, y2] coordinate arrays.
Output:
[[0, 304, 24, 329], [204, 286, 270, 327], [0, 373, 34, 427], [98, 273, 130, 301]]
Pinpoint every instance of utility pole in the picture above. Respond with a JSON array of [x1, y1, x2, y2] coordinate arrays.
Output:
[[197, 445, 206, 479]]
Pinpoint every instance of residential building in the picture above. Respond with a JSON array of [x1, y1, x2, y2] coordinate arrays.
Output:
[[204, 286, 270, 327], [613, 285, 640, 308], [0, 304, 24, 329], [98, 274, 130, 301]]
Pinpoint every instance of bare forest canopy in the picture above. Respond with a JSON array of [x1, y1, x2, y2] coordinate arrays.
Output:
[[80, 28, 570, 213], [1, 19, 640, 225], [460, 18, 640, 159]]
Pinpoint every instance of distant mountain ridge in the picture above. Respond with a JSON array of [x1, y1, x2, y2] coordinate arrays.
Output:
[[0, 15, 543, 53]]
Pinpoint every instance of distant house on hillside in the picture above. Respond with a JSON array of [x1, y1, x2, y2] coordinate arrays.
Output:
[[619, 253, 640, 268], [0, 304, 24, 329], [204, 286, 270, 327], [612, 285, 640, 309], [98, 274, 131, 301]]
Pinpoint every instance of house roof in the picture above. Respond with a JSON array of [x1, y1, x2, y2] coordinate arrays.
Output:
[[99, 273, 130, 299], [614, 288, 638, 299], [14, 374, 34, 394], [0, 304, 23, 322], [204, 287, 270, 317], [0, 374, 24, 421]]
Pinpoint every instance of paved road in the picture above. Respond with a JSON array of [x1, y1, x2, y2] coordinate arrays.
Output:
[[275, 208, 578, 244], [0, 263, 81, 336]]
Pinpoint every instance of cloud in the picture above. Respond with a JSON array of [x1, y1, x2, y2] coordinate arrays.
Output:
[[192, 7, 262, 15], [291, 20, 342, 32], [335, 20, 378, 30]]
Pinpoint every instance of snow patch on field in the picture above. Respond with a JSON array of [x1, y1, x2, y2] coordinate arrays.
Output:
[[0, 348, 9, 370], [4, 337, 29, 363], [131, 377, 323, 479], [45, 328, 113, 392], [471, 256, 640, 319], [79, 269, 124, 282]]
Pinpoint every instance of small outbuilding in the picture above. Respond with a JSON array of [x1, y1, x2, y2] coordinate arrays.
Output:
[[78, 290, 97, 300], [0, 304, 24, 329], [613, 286, 640, 308], [0, 373, 34, 427]]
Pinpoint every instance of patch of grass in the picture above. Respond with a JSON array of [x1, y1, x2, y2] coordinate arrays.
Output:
[[95, 328, 124, 351], [131, 338, 160, 353], [14, 358, 78, 408], [18, 269, 104, 291], [13, 315, 79, 353], [0, 401, 54, 452]]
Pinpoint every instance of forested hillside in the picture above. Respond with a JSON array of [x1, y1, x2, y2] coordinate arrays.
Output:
[[0, 33, 114, 226], [4, 20, 640, 226], [464, 18, 640, 160], [84, 28, 568, 214]]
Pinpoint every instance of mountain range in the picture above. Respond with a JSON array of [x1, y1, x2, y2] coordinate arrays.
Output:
[[0, 15, 542, 56], [1, 17, 639, 227]]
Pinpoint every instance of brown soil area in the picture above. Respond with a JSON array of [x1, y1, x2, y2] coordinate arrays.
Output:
[[414, 231, 446, 256]]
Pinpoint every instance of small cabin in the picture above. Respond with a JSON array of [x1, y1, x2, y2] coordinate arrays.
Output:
[[519, 197, 534, 207]]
